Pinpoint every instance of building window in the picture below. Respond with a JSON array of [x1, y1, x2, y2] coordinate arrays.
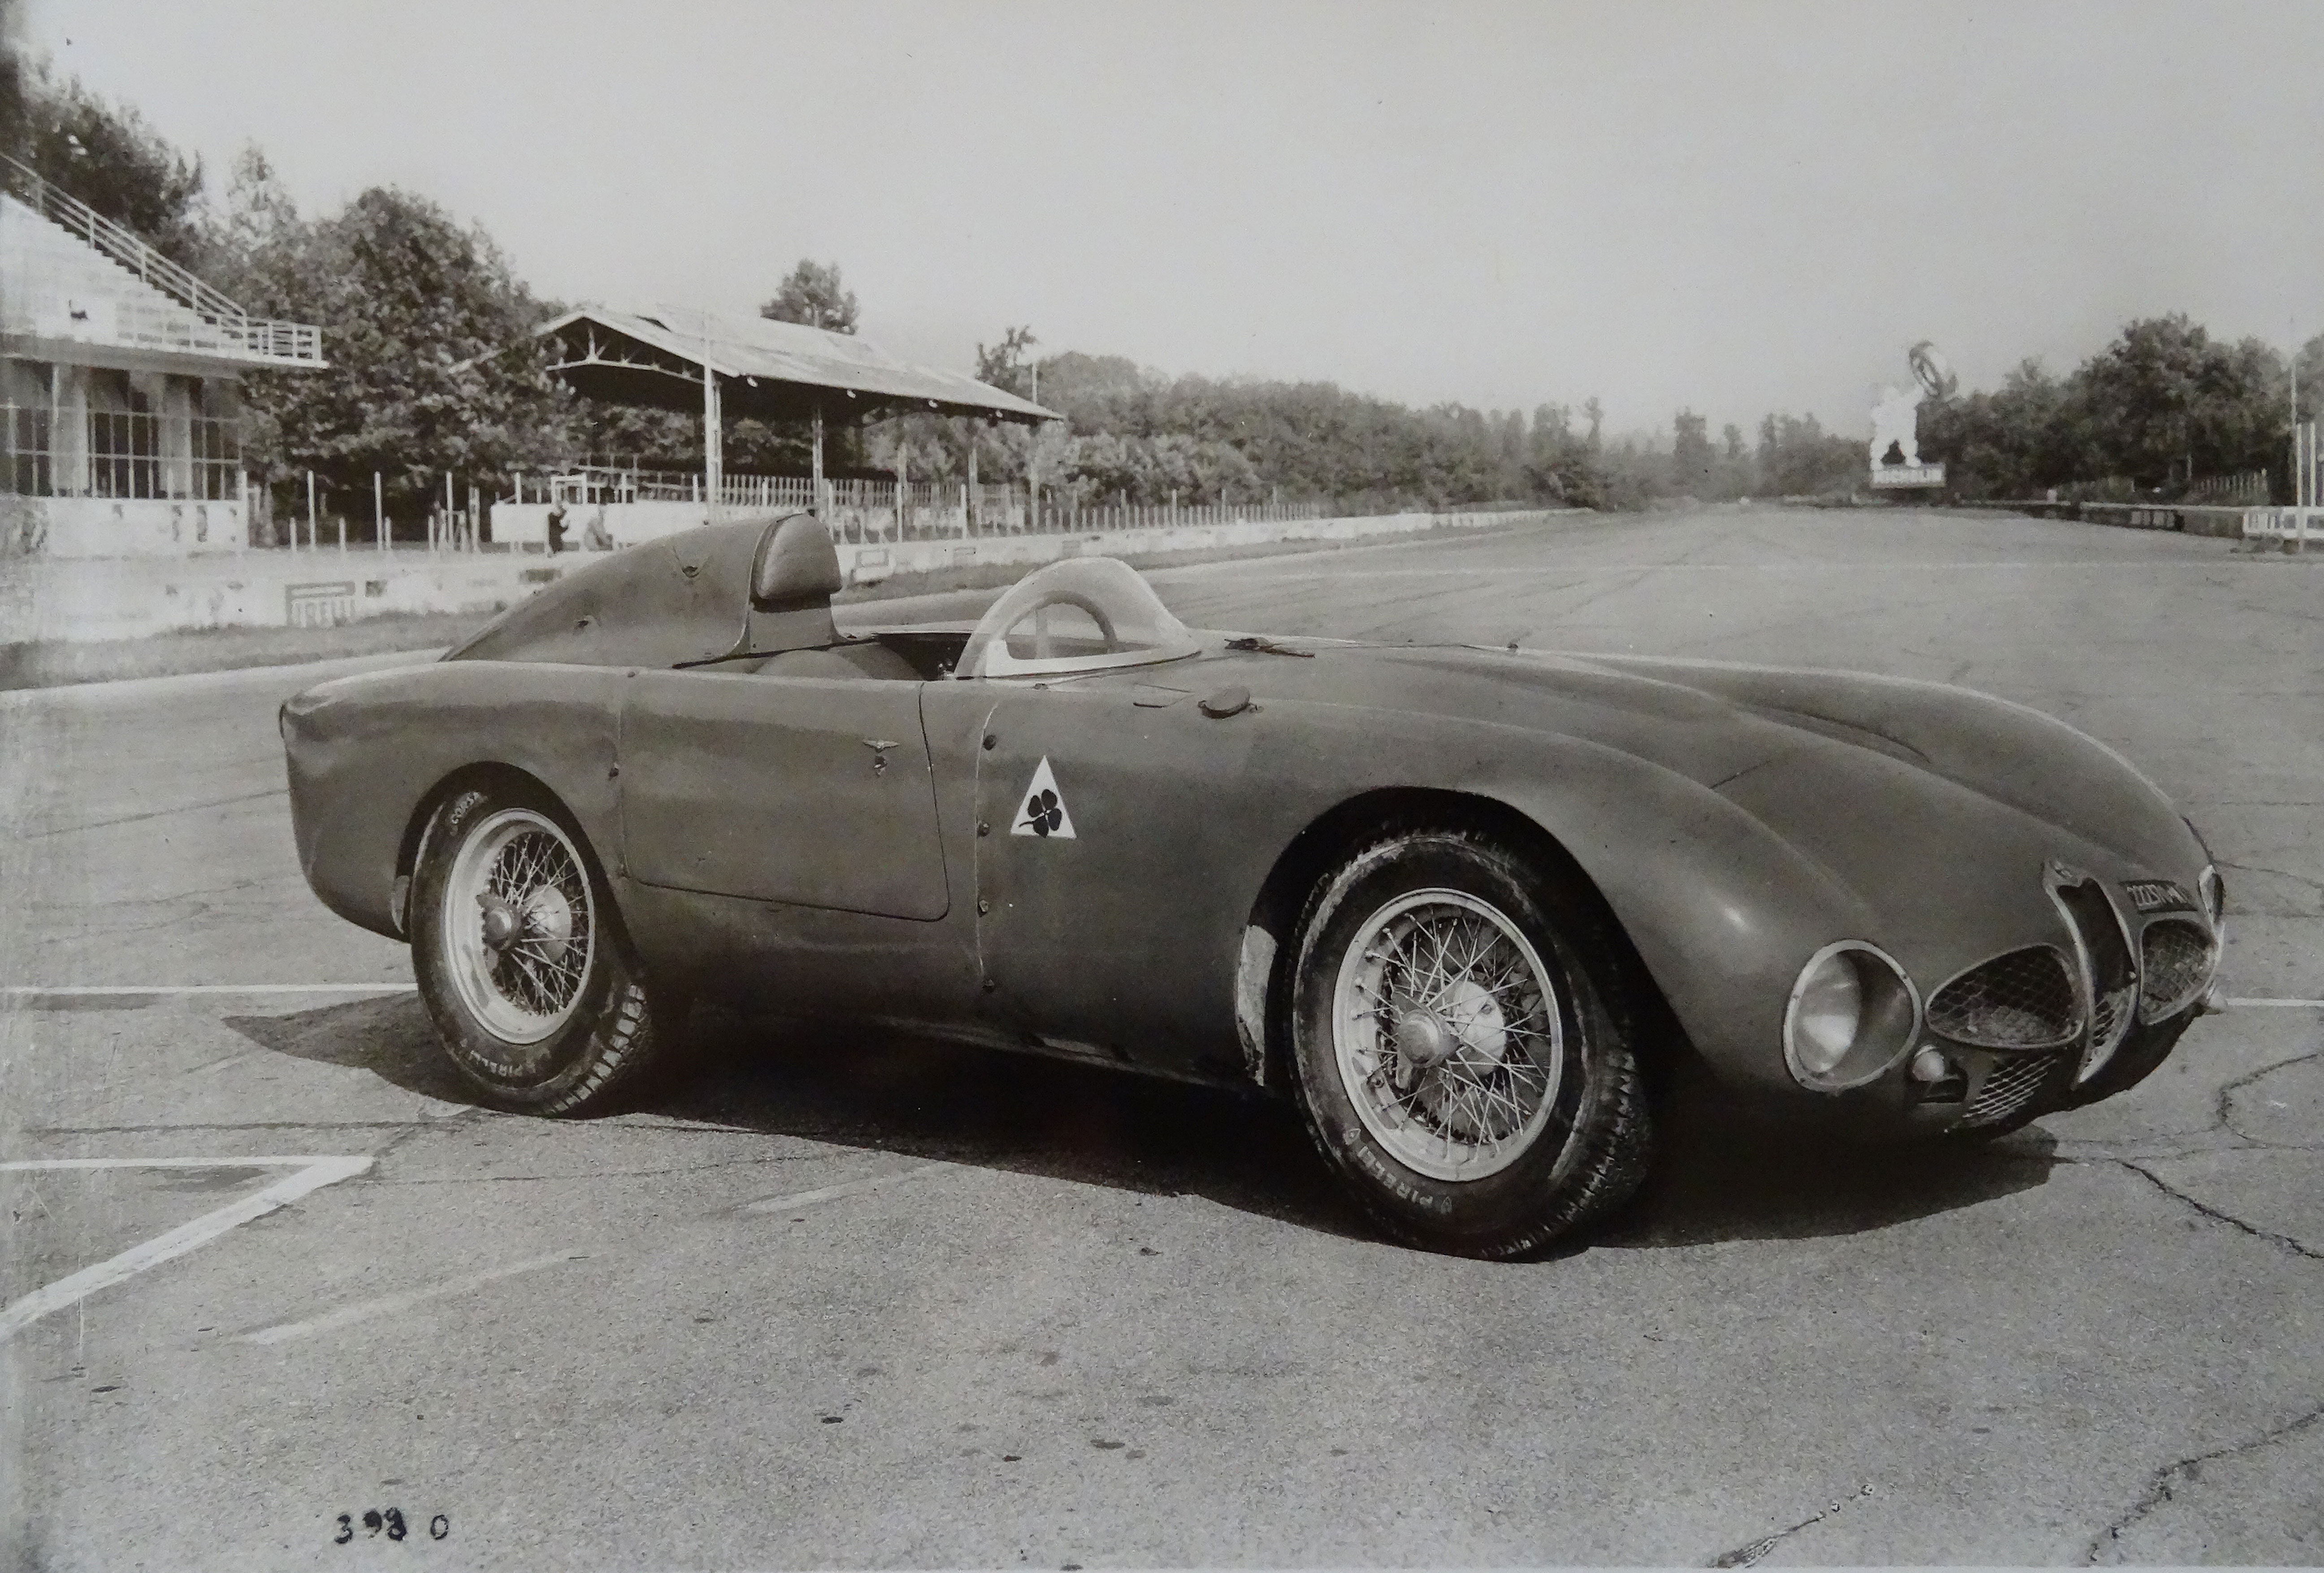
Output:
[[0, 379, 242, 500], [3, 401, 51, 496], [89, 390, 163, 500], [189, 405, 238, 500]]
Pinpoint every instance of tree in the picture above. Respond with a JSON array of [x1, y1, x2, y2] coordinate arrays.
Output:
[[11, 62, 208, 267], [229, 187, 568, 511], [1921, 359, 2071, 499], [1670, 408, 1715, 495], [975, 326, 1038, 397], [1754, 412, 1861, 497], [759, 259, 857, 334]]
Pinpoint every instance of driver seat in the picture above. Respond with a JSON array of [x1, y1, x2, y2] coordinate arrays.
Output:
[[745, 512, 919, 680]]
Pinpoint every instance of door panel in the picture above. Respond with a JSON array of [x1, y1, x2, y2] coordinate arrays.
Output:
[[972, 685, 1262, 1073], [620, 669, 949, 920]]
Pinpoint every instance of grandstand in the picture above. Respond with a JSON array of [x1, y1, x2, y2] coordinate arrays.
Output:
[[505, 304, 1058, 550], [0, 154, 324, 558]]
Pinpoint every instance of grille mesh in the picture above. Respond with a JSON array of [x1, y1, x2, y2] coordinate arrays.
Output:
[[1957, 1050, 2068, 1130], [2141, 920, 2211, 1019], [1928, 947, 2081, 1048]]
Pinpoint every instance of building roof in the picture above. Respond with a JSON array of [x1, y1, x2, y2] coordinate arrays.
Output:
[[538, 304, 1059, 425]]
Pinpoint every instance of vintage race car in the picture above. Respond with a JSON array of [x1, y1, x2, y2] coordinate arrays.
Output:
[[282, 513, 2225, 1256]]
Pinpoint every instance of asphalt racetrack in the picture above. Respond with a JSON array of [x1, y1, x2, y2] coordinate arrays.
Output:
[[4, 506, 2320, 1567]]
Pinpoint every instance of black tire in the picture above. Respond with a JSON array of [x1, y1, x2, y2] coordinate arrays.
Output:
[[1287, 827, 1653, 1258], [410, 779, 681, 1115]]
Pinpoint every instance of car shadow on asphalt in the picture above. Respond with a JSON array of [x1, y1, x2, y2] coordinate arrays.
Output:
[[1593, 1114, 2060, 1249], [228, 995, 2061, 1252], [224, 994, 1376, 1242]]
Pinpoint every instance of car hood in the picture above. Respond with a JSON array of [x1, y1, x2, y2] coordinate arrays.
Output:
[[1208, 640, 2192, 875]]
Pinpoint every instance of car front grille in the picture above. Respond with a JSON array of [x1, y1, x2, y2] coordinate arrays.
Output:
[[1927, 946, 2082, 1048], [2140, 918, 2212, 1021], [1955, 1050, 2069, 1130], [2052, 874, 2138, 1080]]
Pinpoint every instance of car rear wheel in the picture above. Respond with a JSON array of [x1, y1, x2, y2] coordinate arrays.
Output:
[[1287, 827, 1652, 1258], [411, 780, 679, 1114]]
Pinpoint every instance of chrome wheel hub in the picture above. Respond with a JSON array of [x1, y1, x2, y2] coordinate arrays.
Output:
[[441, 808, 595, 1046], [1333, 888, 1565, 1182]]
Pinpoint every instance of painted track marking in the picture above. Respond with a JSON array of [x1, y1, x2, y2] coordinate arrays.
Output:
[[2224, 997, 2324, 1008], [0, 1156, 372, 1343], [246, 1165, 967, 1343], [243, 1251, 590, 1345], [5, 984, 412, 997], [738, 1161, 957, 1215]]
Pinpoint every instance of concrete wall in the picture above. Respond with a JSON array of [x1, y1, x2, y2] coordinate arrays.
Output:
[[2007, 500, 2251, 538], [1, 495, 246, 559], [4, 508, 1579, 645]]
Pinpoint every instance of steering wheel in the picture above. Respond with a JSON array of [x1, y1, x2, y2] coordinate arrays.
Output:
[[1011, 589, 1119, 660]]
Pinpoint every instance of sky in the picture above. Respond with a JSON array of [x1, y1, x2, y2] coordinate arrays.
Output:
[[17, 0, 2324, 441]]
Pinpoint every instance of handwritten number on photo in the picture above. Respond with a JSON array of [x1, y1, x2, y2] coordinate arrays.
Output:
[[333, 1508, 443, 1544]]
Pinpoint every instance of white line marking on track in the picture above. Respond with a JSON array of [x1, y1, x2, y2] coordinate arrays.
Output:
[[0, 1156, 372, 1343], [2224, 997, 2324, 1008], [0, 1156, 364, 1170], [4, 984, 413, 996], [739, 1161, 957, 1216], [1223, 560, 2271, 578], [242, 1251, 590, 1345]]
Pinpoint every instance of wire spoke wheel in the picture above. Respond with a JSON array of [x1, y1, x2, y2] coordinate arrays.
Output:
[[441, 807, 597, 1046], [1332, 887, 1564, 1182], [1291, 829, 1651, 1257]]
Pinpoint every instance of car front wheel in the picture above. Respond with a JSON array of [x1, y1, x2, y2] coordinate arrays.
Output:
[[1288, 827, 1652, 1258], [410, 781, 678, 1114]]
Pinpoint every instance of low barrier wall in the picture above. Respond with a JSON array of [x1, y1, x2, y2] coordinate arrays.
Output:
[[1, 495, 248, 558], [1, 507, 1580, 645], [2005, 500, 2256, 539]]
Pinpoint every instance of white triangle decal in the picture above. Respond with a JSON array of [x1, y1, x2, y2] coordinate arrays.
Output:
[[1010, 756, 1077, 839]]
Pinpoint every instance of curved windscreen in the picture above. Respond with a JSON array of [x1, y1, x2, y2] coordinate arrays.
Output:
[[957, 556, 1201, 678]]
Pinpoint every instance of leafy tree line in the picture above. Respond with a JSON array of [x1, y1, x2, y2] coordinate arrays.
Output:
[[1919, 317, 2314, 502]]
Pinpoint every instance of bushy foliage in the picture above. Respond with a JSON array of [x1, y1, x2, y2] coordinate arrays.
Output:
[[9, 60, 208, 267], [759, 259, 857, 334], [1922, 316, 2302, 500], [208, 157, 571, 511]]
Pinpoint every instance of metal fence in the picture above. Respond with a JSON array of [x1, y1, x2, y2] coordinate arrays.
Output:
[[518, 465, 1326, 545], [2186, 469, 2270, 506]]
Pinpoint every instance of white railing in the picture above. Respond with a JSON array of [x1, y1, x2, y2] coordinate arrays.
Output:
[[2, 153, 325, 366]]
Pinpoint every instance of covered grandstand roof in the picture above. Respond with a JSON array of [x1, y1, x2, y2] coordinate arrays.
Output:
[[538, 304, 1059, 425]]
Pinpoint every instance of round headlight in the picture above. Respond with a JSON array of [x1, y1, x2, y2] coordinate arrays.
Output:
[[2199, 864, 2224, 924], [1784, 941, 1921, 1091], [1791, 953, 1863, 1076]]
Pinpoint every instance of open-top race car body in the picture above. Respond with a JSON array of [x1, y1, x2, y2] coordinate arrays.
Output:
[[282, 513, 2224, 1256]]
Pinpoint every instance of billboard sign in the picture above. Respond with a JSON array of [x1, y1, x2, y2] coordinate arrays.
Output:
[[1871, 462, 1946, 488]]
